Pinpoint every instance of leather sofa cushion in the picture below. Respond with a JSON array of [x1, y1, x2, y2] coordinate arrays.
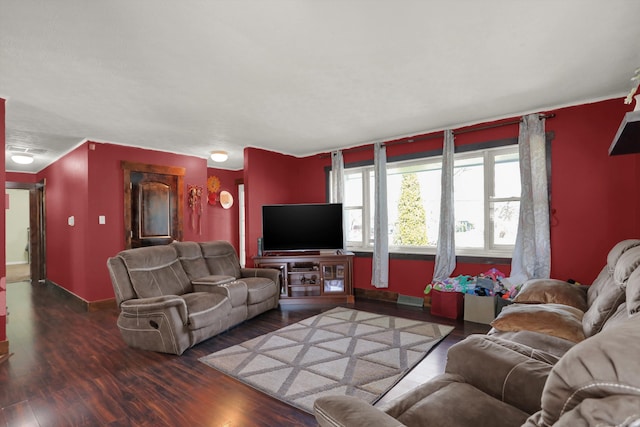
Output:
[[612, 245, 640, 286], [537, 313, 640, 427], [119, 245, 193, 298], [587, 239, 640, 307], [243, 277, 277, 304], [182, 292, 231, 330], [514, 279, 587, 311], [491, 303, 585, 343], [487, 330, 575, 358], [626, 266, 640, 315], [581, 280, 625, 337], [388, 375, 530, 427], [172, 241, 210, 280], [200, 241, 242, 278]]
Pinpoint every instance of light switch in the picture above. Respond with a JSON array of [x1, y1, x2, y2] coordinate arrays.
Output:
[[99, 215, 106, 224], [68, 216, 75, 226]]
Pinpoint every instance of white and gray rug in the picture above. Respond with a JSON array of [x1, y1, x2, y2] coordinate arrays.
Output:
[[199, 307, 454, 413]]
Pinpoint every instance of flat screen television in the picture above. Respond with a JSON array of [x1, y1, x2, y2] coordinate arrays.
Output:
[[261, 203, 344, 253]]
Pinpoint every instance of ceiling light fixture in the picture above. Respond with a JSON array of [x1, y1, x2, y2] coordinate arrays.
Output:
[[210, 150, 228, 162], [11, 153, 35, 164]]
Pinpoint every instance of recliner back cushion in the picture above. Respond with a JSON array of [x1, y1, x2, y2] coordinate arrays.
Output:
[[119, 245, 193, 298], [587, 239, 640, 306], [626, 266, 640, 316], [171, 241, 210, 280], [538, 313, 640, 427], [199, 241, 241, 278]]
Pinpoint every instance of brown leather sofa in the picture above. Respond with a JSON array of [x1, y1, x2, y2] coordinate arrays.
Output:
[[107, 240, 279, 355], [314, 239, 640, 426]]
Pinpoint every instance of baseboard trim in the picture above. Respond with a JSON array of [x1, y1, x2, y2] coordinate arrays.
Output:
[[355, 287, 431, 308], [45, 280, 117, 312], [354, 287, 398, 303]]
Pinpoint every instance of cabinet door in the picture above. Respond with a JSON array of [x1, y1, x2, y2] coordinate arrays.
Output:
[[320, 262, 347, 294]]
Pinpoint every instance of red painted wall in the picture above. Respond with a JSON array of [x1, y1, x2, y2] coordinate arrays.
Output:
[[243, 148, 304, 265], [2, 97, 637, 313], [241, 99, 639, 298], [0, 98, 6, 342], [6, 172, 38, 183], [206, 167, 243, 250], [37, 141, 209, 302], [547, 99, 640, 283]]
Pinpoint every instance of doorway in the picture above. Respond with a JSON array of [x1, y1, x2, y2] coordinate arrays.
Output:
[[5, 181, 46, 283]]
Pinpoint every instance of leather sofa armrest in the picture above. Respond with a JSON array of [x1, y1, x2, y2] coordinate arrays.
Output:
[[314, 396, 405, 427], [120, 295, 188, 325], [240, 267, 280, 284], [445, 335, 554, 414]]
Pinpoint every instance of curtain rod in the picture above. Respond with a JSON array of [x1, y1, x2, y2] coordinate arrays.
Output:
[[324, 112, 556, 156]]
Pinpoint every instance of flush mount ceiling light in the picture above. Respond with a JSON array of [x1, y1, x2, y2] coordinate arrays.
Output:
[[11, 153, 34, 164], [210, 150, 228, 162]]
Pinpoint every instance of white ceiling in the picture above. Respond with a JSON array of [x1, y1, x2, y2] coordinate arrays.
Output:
[[2, 1, 640, 173]]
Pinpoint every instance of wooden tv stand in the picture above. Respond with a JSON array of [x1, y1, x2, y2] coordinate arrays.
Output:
[[253, 252, 354, 305]]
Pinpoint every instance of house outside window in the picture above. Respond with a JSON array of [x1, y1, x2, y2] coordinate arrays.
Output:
[[339, 144, 520, 257]]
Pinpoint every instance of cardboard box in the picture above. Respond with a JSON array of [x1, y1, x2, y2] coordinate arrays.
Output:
[[464, 294, 496, 324], [430, 290, 464, 319]]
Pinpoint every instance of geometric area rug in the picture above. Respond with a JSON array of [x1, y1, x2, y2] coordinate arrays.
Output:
[[199, 307, 454, 413]]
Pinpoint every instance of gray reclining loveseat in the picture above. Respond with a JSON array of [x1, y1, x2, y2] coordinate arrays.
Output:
[[107, 240, 279, 355]]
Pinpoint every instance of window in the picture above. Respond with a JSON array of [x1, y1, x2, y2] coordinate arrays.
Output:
[[338, 144, 520, 257]]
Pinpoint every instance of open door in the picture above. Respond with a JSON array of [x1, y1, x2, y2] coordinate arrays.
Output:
[[6, 180, 46, 283]]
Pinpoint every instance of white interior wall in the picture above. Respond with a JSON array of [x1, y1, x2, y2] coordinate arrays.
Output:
[[5, 189, 29, 264]]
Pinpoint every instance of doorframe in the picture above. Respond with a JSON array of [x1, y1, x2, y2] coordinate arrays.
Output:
[[6, 180, 46, 283], [122, 161, 185, 249]]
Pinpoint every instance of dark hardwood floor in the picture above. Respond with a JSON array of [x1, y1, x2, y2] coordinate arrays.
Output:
[[0, 281, 490, 427]]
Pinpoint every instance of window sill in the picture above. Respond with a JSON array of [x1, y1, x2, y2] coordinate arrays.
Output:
[[352, 250, 511, 265]]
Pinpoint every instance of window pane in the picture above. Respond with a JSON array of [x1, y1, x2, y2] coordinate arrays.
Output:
[[454, 156, 484, 248], [345, 208, 362, 242], [344, 173, 362, 207], [494, 152, 520, 198], [387, 161, 440, 247], [492, 200, 519, 245]]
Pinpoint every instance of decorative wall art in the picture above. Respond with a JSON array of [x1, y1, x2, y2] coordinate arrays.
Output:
[[207, 175, 221, 205], [187, 184, 203, 234], [219, 190, 234, 209]]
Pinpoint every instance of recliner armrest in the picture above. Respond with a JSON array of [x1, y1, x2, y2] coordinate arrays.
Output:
[[240, 267, 280, 284], [314, 396, 405, 427], [120, 295, 188, 325], [446, 335, 554, 414]]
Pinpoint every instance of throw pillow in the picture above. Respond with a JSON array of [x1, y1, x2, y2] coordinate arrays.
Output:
[[514, 279, 588, 312], [490, 303, 586, 343]]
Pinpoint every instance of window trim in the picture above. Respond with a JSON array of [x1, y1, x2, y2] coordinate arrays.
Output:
[[325, 133, 554, 260]]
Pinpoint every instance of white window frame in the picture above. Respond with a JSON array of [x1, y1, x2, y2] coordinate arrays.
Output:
[[338, 144, 520, 258]]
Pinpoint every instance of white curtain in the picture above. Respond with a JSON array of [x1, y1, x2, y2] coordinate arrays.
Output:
[[331, 150, 344, 204], [433, 129, 456, 282], [331, 150, 346, 249], [510, 114, 551, 284], [372, 142, 389, 288]]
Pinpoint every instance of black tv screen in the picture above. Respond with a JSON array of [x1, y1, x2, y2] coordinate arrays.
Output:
[[262, 203, 344, 252]]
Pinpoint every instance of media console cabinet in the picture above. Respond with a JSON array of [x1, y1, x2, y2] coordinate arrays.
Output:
[[253, 252, 354, 305]]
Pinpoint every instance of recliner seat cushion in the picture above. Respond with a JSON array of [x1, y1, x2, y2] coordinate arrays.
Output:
[[119, 245, 193, 298], [242, 277, 277, 304], [182, 292, 232, 330]]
